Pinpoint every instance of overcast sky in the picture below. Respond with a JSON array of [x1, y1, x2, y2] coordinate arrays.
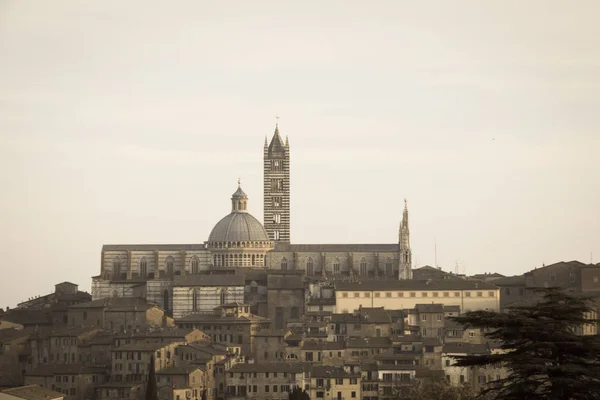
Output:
[[1, 1, 599, 307]]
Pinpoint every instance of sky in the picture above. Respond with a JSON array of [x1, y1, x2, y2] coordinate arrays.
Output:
[[1, 0, 599, 308]]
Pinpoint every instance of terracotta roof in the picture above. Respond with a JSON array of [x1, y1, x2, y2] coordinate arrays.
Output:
[[335, 279, 498, 291], [229, 362, 310, 373], [415, 304, 444, 313], [1, 385, 65, 400]]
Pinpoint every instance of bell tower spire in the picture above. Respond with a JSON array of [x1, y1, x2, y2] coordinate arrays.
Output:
[[399, 199, 412, 279], [263, 119, 290, 244]]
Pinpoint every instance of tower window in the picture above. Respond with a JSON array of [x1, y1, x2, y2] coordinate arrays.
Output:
[[272, 197, 282, 207], [306, 258, 314, 275], [191, 257, 199, 274], [274, 231, 280, 241], [333, 259, 340, 273], [140, 258, 147, 276], [281, 258, 288, 270], [272, 160, 281, 171], [360, 258, 367, 275], [273, 214, 281, 224], [271, 179, 283, 191]]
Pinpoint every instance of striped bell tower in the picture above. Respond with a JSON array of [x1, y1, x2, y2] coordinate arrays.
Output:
[[263, 122, 290, 244]]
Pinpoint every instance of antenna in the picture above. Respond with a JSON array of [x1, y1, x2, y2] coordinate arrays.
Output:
[[434, 238, 438, 269]]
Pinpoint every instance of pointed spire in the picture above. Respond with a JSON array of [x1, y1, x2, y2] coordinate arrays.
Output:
[[267, 120, 285, 155], [264, 136, 268, 146], [285, 135, 289, 146], [402, 199, 409, 229]]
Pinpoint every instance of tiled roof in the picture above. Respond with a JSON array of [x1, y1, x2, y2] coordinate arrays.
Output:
[[301, 341, 345, 351], [176, 313, 267, 324], [346, 337, 392, 348], [173, 274, 245, 287], [155, 366, 201, 375], [1, 385, 65, 400], [254, 329, 286, 337], [335, 279, 498, 291], [415, 304, 444, 313], [113, 340, 181, 351], [228, 362, 310, 373], [102, 244, 206, 251], [491, 275, 526, 286], [310, 365, 359, 378]]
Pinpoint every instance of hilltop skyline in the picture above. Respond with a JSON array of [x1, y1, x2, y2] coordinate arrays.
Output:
[[1, 0, 599, 307]]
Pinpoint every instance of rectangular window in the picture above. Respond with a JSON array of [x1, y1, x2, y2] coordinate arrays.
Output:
[[385, 292, 391, 297], [421, 314, 427, 321], [433, 292, 438, 297], [364, 292, 371, 297], [443, 292, 449, 297], [374, 292, 380, 297], [488, 291, 495, 297], [342, 293, 348, 298], [398, 292, 404, 297], [265, 385, 269, 393], [477, 292, 483, 297], [272, 196, 282, 208], [335, 378, 344, 385], [410, 292, 416, 297], [353, 293, 359, 298], [465, 292, 471, 297], [422, 292, 428, 297], [437, 314, 442, 321]]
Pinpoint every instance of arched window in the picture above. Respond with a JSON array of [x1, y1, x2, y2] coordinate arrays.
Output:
[[306, 258, 314, 276], [251, 254, 256, 265], [112, 290, 118, 298], [385, 258, 393, 276], [192, 290, 198, 311], [113, 257, 121, 279], [360, 258, 367, 275], [281, 258, 288, 270], [220, 290, 226, 305], [140, 258, 147, 277], [165, 256, 174, 276], [163, 290, 169, 312], [333, 258, 340, 274], [191, 257, 199, 274], [274, 231, 280, 241]]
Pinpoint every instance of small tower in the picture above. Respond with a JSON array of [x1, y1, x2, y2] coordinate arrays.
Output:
[[263, 122, 290, 244], [231, 180, 248, 212], [399, 199, 412, 279]]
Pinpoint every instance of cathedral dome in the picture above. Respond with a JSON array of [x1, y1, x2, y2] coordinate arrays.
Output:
[[208, 212, 270, 243], [207, 183, 271, 244]]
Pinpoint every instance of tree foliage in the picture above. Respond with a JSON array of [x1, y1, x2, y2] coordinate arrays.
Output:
[[145, 354, 158, 400], [398, 377, 484, 400], [451, 287, 600, 400], [289, 386, 310, 400]]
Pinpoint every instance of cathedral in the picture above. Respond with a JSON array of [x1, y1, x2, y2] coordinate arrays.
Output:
[[91, 124, 412, 317]]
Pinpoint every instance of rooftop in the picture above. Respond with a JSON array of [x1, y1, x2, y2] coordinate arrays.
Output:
[[335, 279, 498, 291], [1, 385, 65, 400]]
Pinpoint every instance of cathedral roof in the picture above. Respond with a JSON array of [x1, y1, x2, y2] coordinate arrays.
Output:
[[208, 212, 270, 243]]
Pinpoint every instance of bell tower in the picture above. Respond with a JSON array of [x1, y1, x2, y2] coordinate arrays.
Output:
[[263, 122, 290, 244]]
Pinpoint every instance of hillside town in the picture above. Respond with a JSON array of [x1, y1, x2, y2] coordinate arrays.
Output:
[[1, 259, 599, 400]]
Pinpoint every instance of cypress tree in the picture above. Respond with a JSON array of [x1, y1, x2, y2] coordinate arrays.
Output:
[[145, 354, 159, 400], [451, 287, 600, 399]]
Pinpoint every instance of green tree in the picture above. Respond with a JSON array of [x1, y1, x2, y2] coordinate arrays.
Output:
[[451, 287, 600, 400], [289, 386, 310, 400], [394, 377, 484, 400], [145, 354, 158, 400]]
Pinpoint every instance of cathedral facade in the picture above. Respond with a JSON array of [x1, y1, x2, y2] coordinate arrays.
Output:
[[91, 124, 412, 317]]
